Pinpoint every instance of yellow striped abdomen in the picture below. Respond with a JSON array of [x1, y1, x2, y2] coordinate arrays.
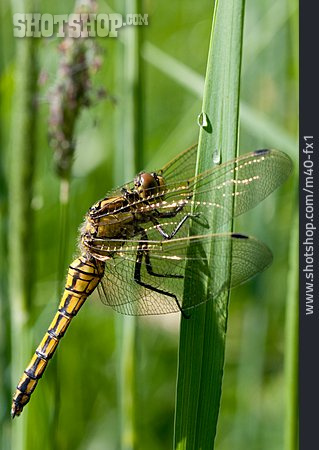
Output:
[[11, 256, 105, 418]]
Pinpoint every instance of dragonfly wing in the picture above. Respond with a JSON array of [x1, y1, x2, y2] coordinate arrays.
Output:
[[96, 144, 198, 202], [97, 256, 181, 315], [96, 233, 272, 315], [98, 149, 292, 239], [158, 144, 198, 183], [122, 149, 292, 232], [90, 149, 292, 234]]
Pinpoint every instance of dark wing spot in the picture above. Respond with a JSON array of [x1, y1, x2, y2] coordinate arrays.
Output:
[[254, 149, 270, 156], [231, 233, 249, 239]]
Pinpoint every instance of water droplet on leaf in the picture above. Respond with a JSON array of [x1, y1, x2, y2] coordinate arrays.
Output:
[[197, 112, 209, 128], [213, 149, 221, 164]]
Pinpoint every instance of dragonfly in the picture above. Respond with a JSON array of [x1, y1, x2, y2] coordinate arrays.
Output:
[[11, 145, 292, 418]]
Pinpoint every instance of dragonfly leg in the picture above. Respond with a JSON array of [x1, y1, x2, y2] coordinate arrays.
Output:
[[139, 229, 183, 279], [152, 212, 197, 239], [134, 234, 190, 318], [152, 199, 200, 239]]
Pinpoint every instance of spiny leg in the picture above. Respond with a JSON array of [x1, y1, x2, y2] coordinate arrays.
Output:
[[152, 213, 196, 240], [134, 232, 189, 319], [152, 201, 199, 240], [139, 229, 183, 279]]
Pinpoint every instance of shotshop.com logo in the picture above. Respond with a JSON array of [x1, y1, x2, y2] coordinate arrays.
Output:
[[13, 13, 149, 38]]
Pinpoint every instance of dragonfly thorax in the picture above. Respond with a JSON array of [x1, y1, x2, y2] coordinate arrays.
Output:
[[78, 172, 167, 260]]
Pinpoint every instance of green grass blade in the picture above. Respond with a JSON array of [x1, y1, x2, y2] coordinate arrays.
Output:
[[142, 42, 204, 96], [284, 202, 298, 450], [242, 0, 297, 71], [174, 1, 245, 448], [0, 19, 11, 449], [9, 0, 38, 447], [115, 0, 144, 448]]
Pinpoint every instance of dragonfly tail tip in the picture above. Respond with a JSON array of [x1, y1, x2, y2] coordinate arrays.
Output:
[[11, 403, 21, 419]]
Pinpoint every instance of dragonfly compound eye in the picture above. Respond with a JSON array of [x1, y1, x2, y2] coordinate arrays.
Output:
[[135, 172, 159, 199]]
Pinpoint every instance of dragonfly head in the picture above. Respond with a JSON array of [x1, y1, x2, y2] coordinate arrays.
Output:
[[134, 171, 165, 200]]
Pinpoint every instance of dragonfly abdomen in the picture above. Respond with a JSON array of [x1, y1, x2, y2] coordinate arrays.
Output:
[[11, 256, 105, 418]]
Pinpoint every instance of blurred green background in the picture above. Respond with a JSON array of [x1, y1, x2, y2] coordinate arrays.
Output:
[[0, 0, 298, 449]]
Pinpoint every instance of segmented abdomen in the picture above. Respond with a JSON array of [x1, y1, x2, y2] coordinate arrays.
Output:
[[11, 256, 105, 418]]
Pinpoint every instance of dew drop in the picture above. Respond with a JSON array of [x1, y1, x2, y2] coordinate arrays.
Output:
[[197, 112, 209, 128], [212, 149, 221, 164]]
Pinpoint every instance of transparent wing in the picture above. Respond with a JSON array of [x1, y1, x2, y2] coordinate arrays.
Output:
[[92, 149, 292, 240], [157, 144, 198, 184], [98, 144, 198, 200], [96, 233, 273, 315], [144, 149, 292, 223]]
